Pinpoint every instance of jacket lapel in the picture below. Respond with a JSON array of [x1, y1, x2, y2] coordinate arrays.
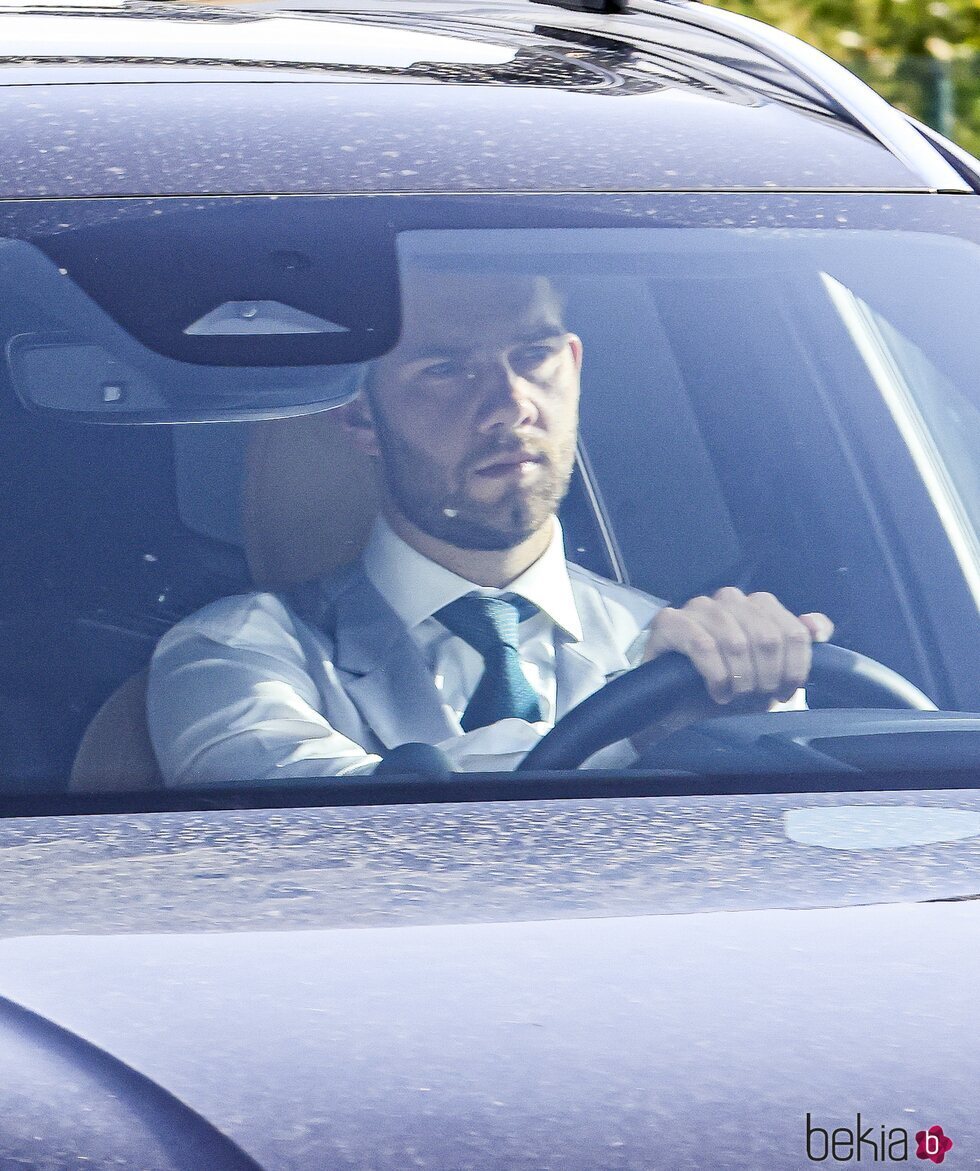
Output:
[[325, 568, 458, 750], [555, 575, 635, 719]]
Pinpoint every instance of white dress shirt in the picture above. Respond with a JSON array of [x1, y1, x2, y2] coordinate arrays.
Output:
[[369, 518, 576, 717], [148, 517, 651, 785]]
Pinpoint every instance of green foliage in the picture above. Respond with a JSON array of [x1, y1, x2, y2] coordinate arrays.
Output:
[[703, 0, 980, 154]]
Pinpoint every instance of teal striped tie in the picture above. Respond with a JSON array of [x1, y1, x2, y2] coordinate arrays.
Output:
[[435, 594, 543, 731]]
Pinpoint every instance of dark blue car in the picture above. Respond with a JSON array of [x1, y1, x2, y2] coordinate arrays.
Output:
[[0, 1, 978, 1166]]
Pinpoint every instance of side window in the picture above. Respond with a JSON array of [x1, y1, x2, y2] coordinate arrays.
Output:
[[824, 279, 980, 554], [569, 277, 743, 602]]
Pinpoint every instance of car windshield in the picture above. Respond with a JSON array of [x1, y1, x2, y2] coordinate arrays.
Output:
[[0, 192, 977, 798]]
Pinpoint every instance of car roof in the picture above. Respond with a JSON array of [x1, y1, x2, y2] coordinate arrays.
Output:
[[0, 0, 970, 197]]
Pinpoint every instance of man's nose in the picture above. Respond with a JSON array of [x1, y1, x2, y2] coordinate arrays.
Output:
[[474, 358, 540, 432]]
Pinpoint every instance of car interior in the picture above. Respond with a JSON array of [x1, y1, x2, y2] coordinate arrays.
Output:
[[0, 243, 975, 792]]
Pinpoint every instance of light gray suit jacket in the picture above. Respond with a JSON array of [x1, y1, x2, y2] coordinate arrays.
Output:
[[148, 560, 665, 785]]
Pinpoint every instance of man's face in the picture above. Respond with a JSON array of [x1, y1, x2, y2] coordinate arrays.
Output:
[[361, 271, 582, 551]]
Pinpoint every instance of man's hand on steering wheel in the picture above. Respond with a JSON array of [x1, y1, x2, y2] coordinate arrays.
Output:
[[636, 588, 835, 744]]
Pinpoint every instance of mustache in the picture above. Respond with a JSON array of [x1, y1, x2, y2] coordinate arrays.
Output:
[[465, 435, 549, 470]]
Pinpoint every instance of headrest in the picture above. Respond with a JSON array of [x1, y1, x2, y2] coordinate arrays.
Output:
[[242, 409, 382, 590]]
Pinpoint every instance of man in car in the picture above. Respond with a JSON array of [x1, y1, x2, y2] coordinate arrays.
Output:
[[148, 266, 833, 785]]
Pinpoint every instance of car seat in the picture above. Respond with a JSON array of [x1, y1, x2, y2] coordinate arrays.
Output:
[[69, 409, 381, 791]]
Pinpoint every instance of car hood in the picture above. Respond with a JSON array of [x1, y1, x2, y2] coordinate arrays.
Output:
[[0, 904, 978, 1169], [1, 791, 979, 1168]]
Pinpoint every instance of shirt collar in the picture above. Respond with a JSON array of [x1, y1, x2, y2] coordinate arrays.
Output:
[[362, 515, 584, 642]]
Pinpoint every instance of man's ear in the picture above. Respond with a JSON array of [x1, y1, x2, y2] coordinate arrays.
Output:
[[336, 393, 381, 458], [567, 333, 584, 373]]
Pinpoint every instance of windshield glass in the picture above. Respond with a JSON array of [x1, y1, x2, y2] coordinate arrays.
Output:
[[0, 193, 977, 797]]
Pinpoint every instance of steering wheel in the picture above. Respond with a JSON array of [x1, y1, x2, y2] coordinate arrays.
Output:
[[517, 642, 936, 773]]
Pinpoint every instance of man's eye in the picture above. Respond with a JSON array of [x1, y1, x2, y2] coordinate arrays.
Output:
[[420, 360, 465, 380], [514, 344, 558, 370]]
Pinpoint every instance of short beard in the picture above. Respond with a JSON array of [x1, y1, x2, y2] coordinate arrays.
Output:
[[370, 408, 575, 552]]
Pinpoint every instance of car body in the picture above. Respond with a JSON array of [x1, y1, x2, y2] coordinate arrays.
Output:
[[0, 0, 978, 1167]]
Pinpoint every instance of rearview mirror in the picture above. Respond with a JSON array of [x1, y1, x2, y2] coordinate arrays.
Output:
[[0, 197, 400, 423]]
